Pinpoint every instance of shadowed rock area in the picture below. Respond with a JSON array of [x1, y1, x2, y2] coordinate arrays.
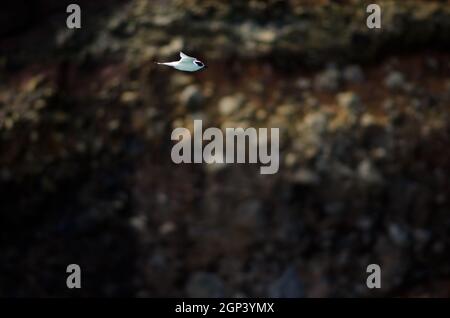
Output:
[[0, 0, 449, 297]]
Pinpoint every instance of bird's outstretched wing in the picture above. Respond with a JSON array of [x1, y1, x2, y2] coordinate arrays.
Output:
[[179, 51, 194, 61]]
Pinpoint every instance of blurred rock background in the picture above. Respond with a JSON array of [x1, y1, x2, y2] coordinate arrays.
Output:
[[0, 0, 449, 297]]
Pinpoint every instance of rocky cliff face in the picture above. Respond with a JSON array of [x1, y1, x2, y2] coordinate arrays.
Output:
[[0, 0, 449, 297]]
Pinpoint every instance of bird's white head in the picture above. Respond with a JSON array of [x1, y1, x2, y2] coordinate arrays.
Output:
[[192, 59, 207, 71]]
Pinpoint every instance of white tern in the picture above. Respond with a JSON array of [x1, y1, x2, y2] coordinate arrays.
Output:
[[156, 52, 207, 72]]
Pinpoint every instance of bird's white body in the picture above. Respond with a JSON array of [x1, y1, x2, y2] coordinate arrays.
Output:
[[157, 52, 206, 72]]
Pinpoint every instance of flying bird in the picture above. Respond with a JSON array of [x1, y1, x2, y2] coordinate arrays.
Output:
[[156, 52, 207, 72]]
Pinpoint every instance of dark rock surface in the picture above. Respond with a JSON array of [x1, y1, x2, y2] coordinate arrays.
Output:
[[0, 0, 449, 297]]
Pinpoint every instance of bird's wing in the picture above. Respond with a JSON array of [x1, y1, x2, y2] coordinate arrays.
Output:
[[179, 51, 195, 61]]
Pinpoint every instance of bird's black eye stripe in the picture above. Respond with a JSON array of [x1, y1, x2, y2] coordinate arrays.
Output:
[[194, 61, 203, 67]]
